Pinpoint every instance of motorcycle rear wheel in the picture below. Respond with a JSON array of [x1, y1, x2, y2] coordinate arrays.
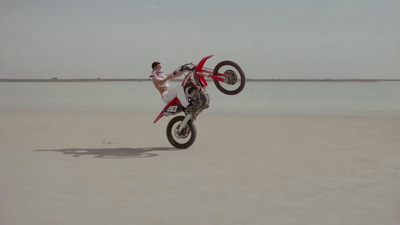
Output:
[[213, 60, 246, 95], [166, 116, 197, 149]]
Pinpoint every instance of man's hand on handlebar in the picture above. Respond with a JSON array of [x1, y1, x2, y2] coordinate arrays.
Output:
[[173, 62, 197, 75]]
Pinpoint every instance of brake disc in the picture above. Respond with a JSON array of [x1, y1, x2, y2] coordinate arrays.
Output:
[[224, 70, 237, 85], [175, 125, 190, 139]]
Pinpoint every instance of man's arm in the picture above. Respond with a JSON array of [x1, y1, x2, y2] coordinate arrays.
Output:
[[152, 71, 184, 86]]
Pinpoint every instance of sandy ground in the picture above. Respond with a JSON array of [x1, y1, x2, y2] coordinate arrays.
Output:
[[0, 110, 399, 225]]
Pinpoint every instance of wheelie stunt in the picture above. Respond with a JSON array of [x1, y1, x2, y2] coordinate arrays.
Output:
[[151, 55, 245, 149]]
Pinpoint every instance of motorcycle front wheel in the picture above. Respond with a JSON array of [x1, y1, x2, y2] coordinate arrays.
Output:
[[166, 116, 197, 149], [213, 60, 246, 95]]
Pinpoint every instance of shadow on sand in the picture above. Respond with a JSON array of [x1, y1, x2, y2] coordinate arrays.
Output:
[[35, 147, 182, 158]]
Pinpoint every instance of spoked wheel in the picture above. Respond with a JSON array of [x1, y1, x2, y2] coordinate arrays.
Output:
[[213, 61, 246, 95], [166, 116, 197, 149]]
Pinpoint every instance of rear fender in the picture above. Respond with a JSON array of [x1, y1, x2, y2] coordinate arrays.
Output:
[[153, 98, 183, 123]]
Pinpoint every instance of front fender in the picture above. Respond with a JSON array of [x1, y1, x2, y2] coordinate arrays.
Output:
[[196, 55, 214, 72]]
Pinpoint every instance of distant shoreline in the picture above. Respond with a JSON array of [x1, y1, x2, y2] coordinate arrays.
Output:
[[1, 78, 399, 82]]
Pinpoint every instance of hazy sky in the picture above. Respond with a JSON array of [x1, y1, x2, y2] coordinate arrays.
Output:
[[1, 0, 399, 79]]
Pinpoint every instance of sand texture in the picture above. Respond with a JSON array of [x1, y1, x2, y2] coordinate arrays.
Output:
[[1, 110, 399, 225]]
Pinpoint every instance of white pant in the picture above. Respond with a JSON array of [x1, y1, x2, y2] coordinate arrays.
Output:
[[161, 85, 190, 107]]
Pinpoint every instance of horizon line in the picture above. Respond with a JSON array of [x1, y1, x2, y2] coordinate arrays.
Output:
[[1, 78, 400, 82]]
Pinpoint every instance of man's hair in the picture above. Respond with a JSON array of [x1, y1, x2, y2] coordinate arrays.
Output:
[[151, 62, 160, 70]]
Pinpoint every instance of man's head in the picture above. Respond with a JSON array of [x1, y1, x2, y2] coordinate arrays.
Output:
[[151, 62, 161, 70]]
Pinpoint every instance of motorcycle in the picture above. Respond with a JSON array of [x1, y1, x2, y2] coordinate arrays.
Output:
[[153, 55, 245, 149]]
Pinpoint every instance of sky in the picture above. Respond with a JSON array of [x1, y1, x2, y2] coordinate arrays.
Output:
[[0, 0, 399, 79]]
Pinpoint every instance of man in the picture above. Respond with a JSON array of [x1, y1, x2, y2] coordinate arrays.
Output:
[[150, 61, 192, 110]]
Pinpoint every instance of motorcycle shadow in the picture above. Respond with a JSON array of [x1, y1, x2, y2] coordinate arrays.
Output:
[[35, 147, 182, 159]]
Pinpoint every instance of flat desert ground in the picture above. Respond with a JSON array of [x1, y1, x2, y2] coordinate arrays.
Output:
[[1, 110, 399, 225]]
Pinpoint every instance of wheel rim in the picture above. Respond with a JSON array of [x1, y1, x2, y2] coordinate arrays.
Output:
[[217, 65, 243, 92], [171, 122, 192, 145]]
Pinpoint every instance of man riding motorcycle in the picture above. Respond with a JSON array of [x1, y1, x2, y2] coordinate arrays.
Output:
[[150, 62, 197, 113]]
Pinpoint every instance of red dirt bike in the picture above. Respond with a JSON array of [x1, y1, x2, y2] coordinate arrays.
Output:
[[154, 55, 245, 149]]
